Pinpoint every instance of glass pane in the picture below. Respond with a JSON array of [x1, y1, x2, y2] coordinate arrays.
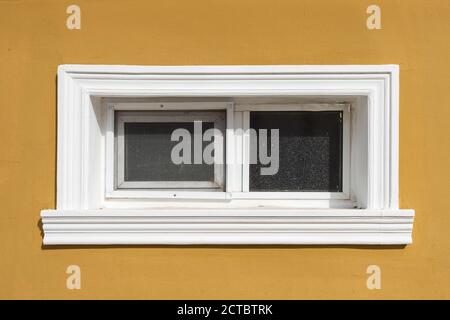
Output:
[[249, 111, 343, 192], [124, 122, 215, 182]]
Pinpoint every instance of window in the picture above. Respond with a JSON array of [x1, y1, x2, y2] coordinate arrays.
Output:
[[115, 110, 226, 191], [105, 102, 234, 199], [249, 111, 344, 192], [105, 102, 351, 204], [40, 65, 414, 245], [239, 104, 350, 200]]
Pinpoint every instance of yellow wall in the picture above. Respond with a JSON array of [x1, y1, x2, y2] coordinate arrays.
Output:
[[0, 0, 449, 299]]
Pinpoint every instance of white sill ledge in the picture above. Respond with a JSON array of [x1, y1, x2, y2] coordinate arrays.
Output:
[[40, 209, 414, 245]]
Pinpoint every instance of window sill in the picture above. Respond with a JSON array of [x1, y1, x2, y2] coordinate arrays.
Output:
[[40, 208, 414, 245]]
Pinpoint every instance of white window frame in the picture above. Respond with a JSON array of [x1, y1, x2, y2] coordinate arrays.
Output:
[[40, 65, 415, 245], [113, 109, 226, 191], [106, 102, 234, 200], [108, 102, 350, 201], [237, 103, 350, 199]]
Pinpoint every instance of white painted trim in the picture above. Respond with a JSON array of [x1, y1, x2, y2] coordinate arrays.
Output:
[[112, 102, 230, 111], [43, 64, 413, 245], [114, 109, 226, 191], [239, 103, 350, 197], [41, 209, 414, 245], [342, 104, 351, 197], [58, 64, 399, 74], [235, 103, 347, 112], [242, 111, 250, 192], [106, 103, 231, 198], [225, 103, 235, 192]]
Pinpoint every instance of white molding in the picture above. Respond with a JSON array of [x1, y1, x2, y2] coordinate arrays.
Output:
[[41, 209, 414, 245], [42, 64, 414, 245]]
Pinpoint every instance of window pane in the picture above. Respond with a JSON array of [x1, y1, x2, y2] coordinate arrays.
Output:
[[249, 111, 343, 192], [124, 122, 215, 182]]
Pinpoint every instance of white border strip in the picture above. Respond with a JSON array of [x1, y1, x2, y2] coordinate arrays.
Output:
[[41, 209, 414, 245]]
